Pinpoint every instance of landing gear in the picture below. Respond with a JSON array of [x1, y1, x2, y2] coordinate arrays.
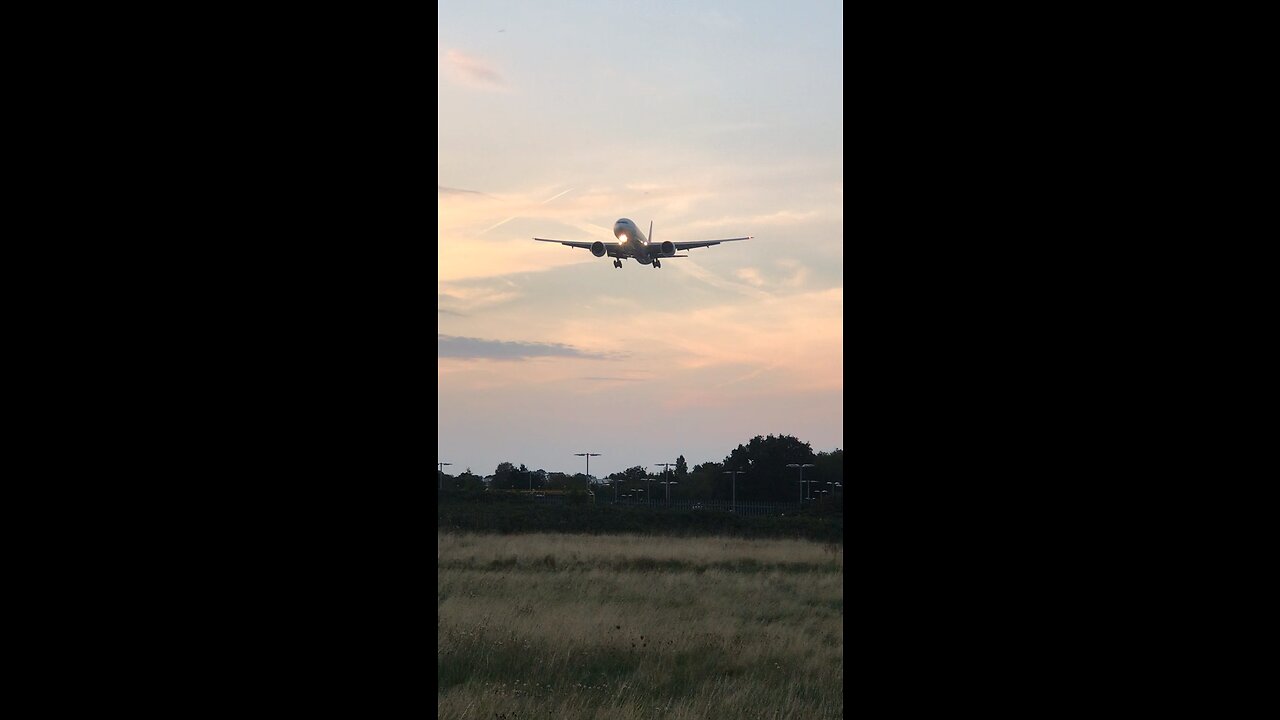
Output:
[[652, 260, 661, 268], [613, 259, 622, 268]]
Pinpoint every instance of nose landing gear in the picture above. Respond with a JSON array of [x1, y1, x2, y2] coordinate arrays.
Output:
[[613, 259, 622, 268]]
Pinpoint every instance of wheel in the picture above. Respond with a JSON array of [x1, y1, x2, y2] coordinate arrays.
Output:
[[656, 260, 661, 268]]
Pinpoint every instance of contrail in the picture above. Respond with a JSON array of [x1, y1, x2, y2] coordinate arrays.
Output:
[[541, 187, 574, 204], [479, 188, 573, 234], [481, 188, 576, 233], [480, 216, 518, 234]]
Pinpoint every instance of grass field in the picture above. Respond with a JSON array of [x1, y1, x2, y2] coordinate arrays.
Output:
[[438, 532, 843, 719]]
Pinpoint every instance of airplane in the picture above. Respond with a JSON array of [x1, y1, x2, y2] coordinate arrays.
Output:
[[534, 218, 751, 269]]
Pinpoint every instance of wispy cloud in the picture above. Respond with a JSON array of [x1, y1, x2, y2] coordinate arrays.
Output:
[[549, 286, 843, 396], [696, 9, 743, 33], [438, 335, 622, 360], [729, 262, 811, 290], [438, 283, 521, 315], [438, 185, 489, 196], [774, 258, 810, 288], [443, 49, 506, 88], [734, 267, 765, 287], [673, 258, 773, 300], [683, 210, 820, 231]]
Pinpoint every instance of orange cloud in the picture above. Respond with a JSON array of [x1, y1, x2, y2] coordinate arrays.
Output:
[[443, 49, 505, 88]]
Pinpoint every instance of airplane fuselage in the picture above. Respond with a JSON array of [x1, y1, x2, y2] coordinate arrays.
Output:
[[612, 218, 653, 264]]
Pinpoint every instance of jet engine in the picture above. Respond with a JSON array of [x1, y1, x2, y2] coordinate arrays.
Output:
[[590, 241, 607, 257], [660, 241, 675, 256]]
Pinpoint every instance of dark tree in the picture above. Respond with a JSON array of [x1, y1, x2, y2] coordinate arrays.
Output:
[[493, 461, 517, 489], [689, 461, 724, 500], [811, 449, 843, 504], [721, 434, 817, 502], [456, 469, 484, 492], [610, 466, 647, 498]]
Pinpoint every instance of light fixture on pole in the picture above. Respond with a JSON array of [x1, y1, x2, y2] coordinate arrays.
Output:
[[786, 463, 816, 503], [659, 479, 678, 503], [574, 453, 600, 494], [655, 462, 674, 504], [438, 462, 452, 490], [722, 469, 746, 513]]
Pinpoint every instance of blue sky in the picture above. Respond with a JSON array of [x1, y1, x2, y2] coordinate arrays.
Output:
[[439, 1, 842, 478]]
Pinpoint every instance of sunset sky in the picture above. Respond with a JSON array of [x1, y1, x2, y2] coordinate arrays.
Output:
[[439, 1, 843, 479]]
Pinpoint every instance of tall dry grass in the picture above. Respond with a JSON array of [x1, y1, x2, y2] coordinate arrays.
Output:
[[438, 532, 843, 719]]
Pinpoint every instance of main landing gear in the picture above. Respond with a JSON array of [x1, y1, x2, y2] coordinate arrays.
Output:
[[652, 260, 661, 268], [613, 259, 622, 268]]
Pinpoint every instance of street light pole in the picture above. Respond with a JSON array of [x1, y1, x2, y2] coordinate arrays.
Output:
[[438, 462, 452, 490], [659, 479, 679, 503], [656, 462, 674, 504], [722, 469, 745, 513], [574, 453, 600, 495], [787, 463, 816, 504]]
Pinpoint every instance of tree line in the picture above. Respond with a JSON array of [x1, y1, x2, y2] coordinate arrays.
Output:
[[437, 434, 843, 504]]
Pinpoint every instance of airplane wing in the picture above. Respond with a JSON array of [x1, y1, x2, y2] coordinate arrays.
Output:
[[534, 237, 628, 257], [671, 236, 752, 250], [533, 238, 600, 249]]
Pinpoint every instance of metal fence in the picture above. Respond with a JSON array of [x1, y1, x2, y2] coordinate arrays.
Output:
[[442, 490, 817, 516], [606, 499, 801, 517]]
